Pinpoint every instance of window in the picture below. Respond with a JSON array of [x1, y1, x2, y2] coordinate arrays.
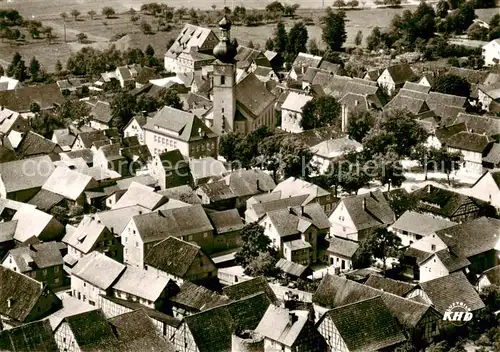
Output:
[[204, 232, 208, 238], [431, 244, 436, 251], [221, 76, 225, 85], [84, 282, 86, 287], [54, 277, 60, 284], [89, 300, 96, 306], [188, 235, 193, 241], [54, 266, 59, 273]]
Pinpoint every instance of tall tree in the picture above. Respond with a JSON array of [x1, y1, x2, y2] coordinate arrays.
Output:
[[272, 21, 288, 53], [359, 227, 402, 272], [431, 147, 462, 185], [110, 93, 137, 131], [70, 9, 81, 21], [307, 38, 319, 55], [354, 30, 363, 46], [102, 6, 116, 19], [88, 10, 97, 20], [347, 110, 375, 143], [435, 74, 471, 97], [322, 7, 346, 52], [29, 57, 41, 81], [235, 223, 274, 267], [287, 21, 308, 58], [219, 132, 244, 166], [436, 0, 450, 18], [300, 95, 341, 130], [160, 89, 183, 110], [7, 52, 27, 82]]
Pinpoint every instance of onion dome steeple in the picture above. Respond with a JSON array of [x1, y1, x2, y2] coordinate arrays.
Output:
[[213, 15, 237, 63]]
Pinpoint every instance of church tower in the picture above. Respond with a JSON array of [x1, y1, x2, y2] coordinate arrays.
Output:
[[212, 16, 237, 135]]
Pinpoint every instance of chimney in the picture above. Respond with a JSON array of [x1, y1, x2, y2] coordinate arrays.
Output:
[[289, 312, 298, 325], [427, 184, 431, 193], [362, 198, 366, 211], [300, 205, 304, 215], [7, 297, 13, 308], [29, 244, 36, 252], [256, 179, 261, 192]]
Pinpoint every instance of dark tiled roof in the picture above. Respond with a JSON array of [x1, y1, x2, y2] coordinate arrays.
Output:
[[0, 266, 54, 322], [77, 130, 112, 149], [341, 191, 396, 231], [275, 258, 311, 277], [208, 209, 245, 234], [402, 81, 431, 93], [364, 275, 416, 297], [157, 185, 202, 205], [404, 247, 433, 264], [28, 189, 65, 212], [418, 271, 485, 314], [16, 131, 62, 157], [323, 297, 407, 351], [61, 149, 94, 164], [435, 217, 500, 258], [390, 211, 457, 236], [454, 113, 500, 137], [435, 123, 467, 144], [384, 64, 416, 85], [90, 101, 112, 124], [0, 83, 64, 112], [64, 310, 117, 348], [222, 276, 278, 305], [483, 143, 500, 165], [0, 320, 58, 352], [144, 236, 211, 278], [446, 131, 492, 153], [183, 293, 271, 352], [449, 67, 489, 85], [313, 274, 435, 328], [236, 73, 276, 117], [426, 92, 466, 111], [384, 95, 429, 115], [327, 236, 359, 258], [430, 249, 470, 272], [171, 281, 229, 311], [481, 265, 500, 286], [8, 241, 64, 273]]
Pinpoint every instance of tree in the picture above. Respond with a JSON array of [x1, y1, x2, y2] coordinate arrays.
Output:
[[370, 151, 406, 192], [29, 57, 41, 81], [60, 12, 68, 22], [265, 1, 285, 18], [454, 1, 475, 32], [359, 227, 402, 272], [385, 189, 418, 218], [50, 206, 70, 225], [55, 100, 91, 122], [140, 20, 153, 34], [301, 95, 341, 130], [7, 52, 27, 82], [88, 10, 97, 20], [110, 93, 137, 131], [55, 60, 63, 74], [431, 147, 462, 185], [334, 0, 346, 9], [284, 4, 300, 18], [347, 110, 375, 142], [436, 0, 450, 18], [76, 32, 88, 43], [467, 22, 489, 40], [245, 252, 278, 277], [354, 30, 363, 46], [322, 7, 347, 52], [160, 89, 183, 109], [265, 38, 274, 51], [366, 26, 382, 50], [277, 136, 315, 179], [234, 223, 274, 267], [435, 74, 471, 97], [145, 44, 155, 60], [272, 21, 288, 53], [0, 65, 4, 76], [287, 21, 308, 58], [42, 26, 53, 44], [247, 40, 255, 48], [131, 14, 140, 24], [102, 7, 116, 19], [70, 9, 81, 21], [219, 132, 244, 165], [307, 38, 319, 55]]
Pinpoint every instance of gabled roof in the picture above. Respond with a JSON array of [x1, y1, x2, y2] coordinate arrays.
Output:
[[423, 249, 470, 273], [434, 216, 500, 258], [222, 276, 278, 305], [326, 236, 359, 258], [268, 202, 331, 233], [218, 169, 276, 198], [62, 309, 117, 349], [143, 106, 216, 142], [62, 216, 111, 254], [189, 157, 227, 181], [402, 81, 431, 93], [384, 95, 429, 115], [111, 182, 167, 210], [0, 266, 55, 322], [0, 83, 64, 112], [27, 189, 65, 212], [249, 194, 309, 220], [144, 236, 212, 277], [416, 271, 485, 314], [8, 242, 63, 273], [483, 143, 500, 165], [16, 131, 62, 157], [0, 320, 58, 352], [364, 275, 416, 296], [390, 211, 457, 236], [275, 258, 311, 277], [171, 281, 228, 311], [272, 177, 330, 205], [382, 64, 415, 85], [291, 53, 322, 70], [183, 293, 271, 352], [426, 92, 467, 111], [446, 131, 492, 152], [95, 205, 149, 235], [480, 265, 500, 286], [208, 209, 245, 234], [0, 220, 17, 243], [60, 148, 94, 164], [472, 169, 500, 189], [321, 297, 406, 351], [157, 185, 202, 205], [435, 122, 468, 144], [281, 91, 313, 112], [42, 166, 95, 201], [165, 24, 215, 59], [12, 206, 63, 243], [449, 67, 490, 85], [339, 191, 395, 231], [310, 136, 363, 159], [236, 73, 276, 117], [313, 274, 436, 328], [112, 266, 173, 302], [71, 252, 125, 290], [90, 101, 112, 124], [0, 107, 23, 134], [454, 112, 500, 137], [76, 130, 113, 149]]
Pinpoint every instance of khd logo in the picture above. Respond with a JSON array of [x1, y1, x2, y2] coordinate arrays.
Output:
[[443, 302, 473, 326]]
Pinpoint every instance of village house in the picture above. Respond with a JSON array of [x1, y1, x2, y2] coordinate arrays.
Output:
[[310, 136, 363, 175], [255, 305, 326, 352], [123, 204, 214, 267], [426, 92, 467, 123], [189, 157, 228, 186], [364, 275, 416, 297], [324, 236, 359, 272], [0, 266, 62, 329], [100, 65, 145, 89], [144, 236, 217, 285], [329, 191, 396, 242], [1, 242, 65, 289], [411, 247, 471, 283], [123, 115, 147, 144], [172, 293, 271, 352], [246, 194, 309, 223], [483, 143, 500, 170], [15, 131, 63, 159], [143, 106, 218, 158], [93, 139, 152, 177], [389, 211, 457, 247], [405, 272, 485, 319], [288, 53, 323, 81], [312, 274, 443, 343], [477, 265, 500, 292], [275, 258, 313, 280], [482, 38, 500, 66], [446, 131, 493, 174], [0, 83, 64, 117], [0, 320, 58, 351], [280, 91, 314, 134], [411, 184, 492, 223], [158, 185, 202, 205], [169, 281, 229, 318], [376, 63, 416, 96], [259, 202, 330, 265], [52, 128, 77, 152], [477, 81, 500, 112], [71, 251, 126, 306], [110, 182, 189, 211], [0, 155, 55, 202], [0, 107, 30, 136], [0, 76, 22, 91], [470, 169, 500, 209], [164, 24, 219, 73], [62, 214, 123, 266], [71, 128, 118, 151], [87, 100, 112, 130], [149, 149, 191, 190], [207, 209, 245, 252], [317, 296, 407, 351], [197, 169, 276, 211], [272, 177, 335, 213], [12, 206, 64, 243]]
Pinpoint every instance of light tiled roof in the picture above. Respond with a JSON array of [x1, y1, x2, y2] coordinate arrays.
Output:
[[42, 166, 95, 201], [13, 206, 63, 242], [222, 276, 278, 304], [71, 252, 125, 290], [390, 211, 457, 236], [112, 266, 172, 302], [281, 91, 313, 112], [275, 258, 311, 277], [339, 191, 395, 231], [311, 136, 363, 159], [207, 209, 245, 234], [62, 216, 110, 254], [272, 177, 330, 205], [165, 24, 216, 59], [327, 236, 359, 258]]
